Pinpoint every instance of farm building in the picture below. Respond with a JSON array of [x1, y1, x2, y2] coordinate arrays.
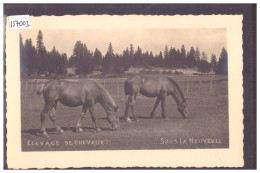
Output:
[[67, 67, 77, 76]]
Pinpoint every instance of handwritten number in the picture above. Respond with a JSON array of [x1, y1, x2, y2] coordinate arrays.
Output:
[[26, 21, 30, 27], [10, 19, 30, 29]]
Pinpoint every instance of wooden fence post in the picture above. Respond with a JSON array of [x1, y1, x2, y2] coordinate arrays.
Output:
[[67, 122, 70, 130], [117, 83, 120, 95], [25, 81, 28, 92], [210, 78, 212, 93], [31, 81, 34, 91], [186, 79, 189, 95]]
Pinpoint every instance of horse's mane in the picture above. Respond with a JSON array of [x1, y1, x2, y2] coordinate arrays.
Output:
[[95, 81, 116, 106], [167, 77, 185, 100], [95, 81, 106, 92]]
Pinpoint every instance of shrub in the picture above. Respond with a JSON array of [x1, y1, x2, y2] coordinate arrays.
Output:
[[115, 67, 125, 74], [173, 70, 184, 75], [197, 60, 211, 73]]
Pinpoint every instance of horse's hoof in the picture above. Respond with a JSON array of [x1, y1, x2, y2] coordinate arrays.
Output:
[[56, 128, 64, 134], [133, 118, 139, 122], [76, 128, 83, 133], [39, 131, 49, 137], [96, 128, 102, 133], [111, 124, 118, 130], [126, 117, 132, 123]]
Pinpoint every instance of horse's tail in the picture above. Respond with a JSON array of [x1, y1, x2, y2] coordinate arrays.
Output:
[[37, 83, 45, 96], [124, 80, 130, 95]]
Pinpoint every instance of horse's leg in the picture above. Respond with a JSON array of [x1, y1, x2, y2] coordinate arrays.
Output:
[[124, 95, 133, 123], [130, 93, 139, 121], [49, 101, 64, 134], [150, 96, 161, 119], [89, 105, 102, 133], [76, 106, 87, 133], [40, 104, 52, 137], [161, 92, 168, 119]]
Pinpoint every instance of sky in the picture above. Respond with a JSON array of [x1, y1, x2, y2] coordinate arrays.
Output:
[[20, 28, 227, 60]]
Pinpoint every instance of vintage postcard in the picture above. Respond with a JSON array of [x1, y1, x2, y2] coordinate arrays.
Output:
[[6, 14, 243, 168]]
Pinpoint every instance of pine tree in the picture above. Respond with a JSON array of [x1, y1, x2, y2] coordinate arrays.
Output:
[[36, 30, 45, 51], [36, 30, 48, 74], [72, 40, 83, 66], [103, 42, 115, 73], [93, 48, 103, 70], [156, 51, 163, 67], [129, 44, 134, 57], [201, 51, 208, 61], [60, 53, 68, 74], [80, 44, 94, 74], [48, 46, 58, 74], [114, 53, 124, 74], [78, 44, 87, 74], [69, 41, 82, 68], [20, 34, 25, 78], [164, 45, 169, 67], [24, 38, 38, 76], [108, 42, 114, 55], [186, 46, 196, 68], [134, 46, 142, 67], [129, 44, 134, 66], [210, 53, 217, 72], [195, 47, 201, 65], [216, 48, 228, 75], [122, 47, 131, 70], [70, 41, 95, 74], [180, 45, 186, 68], [143, 51, 150, 68], [198, 51, 210, 73], [197, 60, 211, 73], [168, 47, 177, 68], [181, 45, 186, 57]]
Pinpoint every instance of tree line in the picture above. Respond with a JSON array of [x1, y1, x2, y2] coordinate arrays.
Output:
[[20, 30, 228, 78]]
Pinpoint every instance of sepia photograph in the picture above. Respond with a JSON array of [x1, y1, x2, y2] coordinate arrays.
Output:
[[5, 6, 251, 168], [19, 28, 229, 151]]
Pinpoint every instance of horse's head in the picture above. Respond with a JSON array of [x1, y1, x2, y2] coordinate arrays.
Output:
[[107, 105, 120, 130], [98, 85, 120, 130], [177, 97, 189, 118]]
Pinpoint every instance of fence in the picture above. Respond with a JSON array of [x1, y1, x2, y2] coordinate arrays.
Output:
[[21, 75, 228, 97]]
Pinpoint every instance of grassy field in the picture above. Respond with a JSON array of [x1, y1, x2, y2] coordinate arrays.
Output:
[[21, 75, 229, 151]]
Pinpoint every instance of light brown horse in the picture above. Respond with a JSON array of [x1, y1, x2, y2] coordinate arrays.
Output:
[[124, 75, 188, 122], [37, 79, 119, 137]]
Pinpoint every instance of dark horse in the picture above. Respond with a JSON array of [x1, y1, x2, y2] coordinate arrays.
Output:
[[37, 79, 119, 137], [124, 75, 188, 122]]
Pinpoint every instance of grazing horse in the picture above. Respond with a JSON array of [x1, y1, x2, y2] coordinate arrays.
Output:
[[124, 75, 188, 122], [37, 79, 119, 137]]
